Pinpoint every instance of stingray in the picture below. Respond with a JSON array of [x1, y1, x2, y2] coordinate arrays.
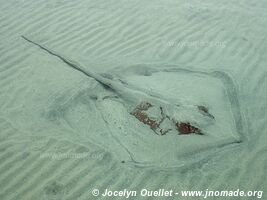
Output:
[[21, 35, 214, 135]]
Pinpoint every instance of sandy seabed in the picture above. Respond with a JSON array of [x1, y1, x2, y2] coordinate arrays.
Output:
[[0, 0, 266, 199]]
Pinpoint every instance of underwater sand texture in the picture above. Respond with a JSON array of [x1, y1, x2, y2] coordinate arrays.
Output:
[[20, 35, 243, 168], [0, 0, 267, 200]]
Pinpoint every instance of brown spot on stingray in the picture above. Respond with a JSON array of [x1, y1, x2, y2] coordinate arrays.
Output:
[[131, 109, 159, 130], [132, 102, 204, 136], [131, 101, 170, 135], [175, 122, 202, 135]]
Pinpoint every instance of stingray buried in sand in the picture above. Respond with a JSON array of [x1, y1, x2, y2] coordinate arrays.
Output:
[[21, 35, 215, 136]]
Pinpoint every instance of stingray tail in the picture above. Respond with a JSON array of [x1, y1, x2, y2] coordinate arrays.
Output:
[[21, 35, 120, 91]]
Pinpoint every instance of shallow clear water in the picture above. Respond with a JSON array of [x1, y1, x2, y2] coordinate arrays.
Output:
[[0, 0, 266, 199]]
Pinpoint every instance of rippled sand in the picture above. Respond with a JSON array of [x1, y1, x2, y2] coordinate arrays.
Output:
[[0, 0, 266, 199]]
